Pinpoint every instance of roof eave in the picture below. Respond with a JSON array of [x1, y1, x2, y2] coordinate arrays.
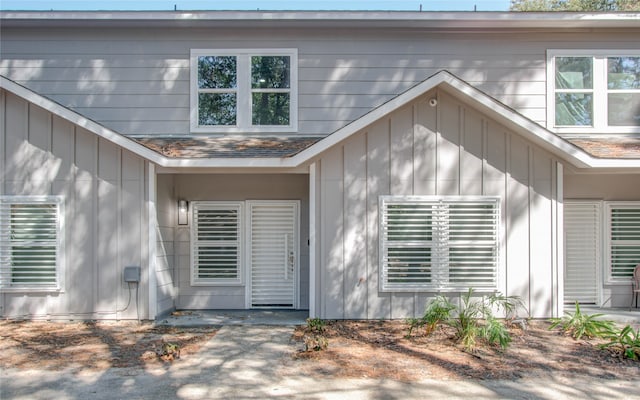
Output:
[[1, 11, 639, 29], [291, 71, 640, 170]]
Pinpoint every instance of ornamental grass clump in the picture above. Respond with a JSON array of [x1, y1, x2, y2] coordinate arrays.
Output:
[[600, 325, 640, 361], [407, 288, 525, 351], [548, 302, 616, 340]]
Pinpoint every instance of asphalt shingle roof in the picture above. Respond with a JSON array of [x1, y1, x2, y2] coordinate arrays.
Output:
[[132, 136, 323, 159], [567, 138, 640, 159]]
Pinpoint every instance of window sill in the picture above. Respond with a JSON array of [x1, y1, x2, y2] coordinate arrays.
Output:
[[190, 281, 244, 287], [191, 125, 298, 134], [380, 286, 498, 293], [0, 287, 63, 293]]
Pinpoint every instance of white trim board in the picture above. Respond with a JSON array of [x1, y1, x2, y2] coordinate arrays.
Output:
[[3, 72, 640, 170]]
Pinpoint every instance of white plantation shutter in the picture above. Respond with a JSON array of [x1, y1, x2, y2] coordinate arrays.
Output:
[[248, 201, 297, 308], [191, 202, 243, 285], [606, 203, 640, 283], [0, 197, 63, 290], [564, 201, 600, 304], [380, 196, 499, 292]]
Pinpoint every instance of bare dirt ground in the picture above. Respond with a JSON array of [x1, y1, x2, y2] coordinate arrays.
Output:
[[1, 318, 638, 382], [288, 320, 640, 382], [0, 320, 218, 371]]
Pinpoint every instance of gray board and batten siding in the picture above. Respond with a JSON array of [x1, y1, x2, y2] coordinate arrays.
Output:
[[2, 26, 638, 137], [311, 88, 563, 319], [0, 89, 151, 319]]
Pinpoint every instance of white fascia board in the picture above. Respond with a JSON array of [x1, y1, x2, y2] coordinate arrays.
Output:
[[160, 157, 298, 168], [292, 71, 640, 170], [0, 76, 166, 165], [290, 72, 450, 165], [1, 11, 639, 29], [436, 75, 640, 169]]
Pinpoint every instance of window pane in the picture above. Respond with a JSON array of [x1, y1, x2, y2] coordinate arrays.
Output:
[[387, 204, 433, 242], [556, 93, 593, 126], [198, 56, 236, 89], [5, 203, 58, 286], [198, 93, 236, 126], [252, 93, 290, 125], [608, 93, 640, 126], [608, 57, 640, 89], [196, 209, 238, 241], [251, 56, 291, 89], [609, 207, 640, 279], [387, 247, 431, 284], [556, 57, 593, 89], [196, 246, 238, 279]]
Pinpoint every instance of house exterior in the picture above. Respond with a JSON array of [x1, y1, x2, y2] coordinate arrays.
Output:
[[1, 11, 639, 320]]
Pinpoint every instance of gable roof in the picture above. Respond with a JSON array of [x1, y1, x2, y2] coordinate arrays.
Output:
[[2, 73, 640, 170]]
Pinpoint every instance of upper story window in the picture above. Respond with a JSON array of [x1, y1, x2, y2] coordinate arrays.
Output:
[[0, 196, 64, 292], [190, 49, 298, 133], [548, 50, 640, 134]]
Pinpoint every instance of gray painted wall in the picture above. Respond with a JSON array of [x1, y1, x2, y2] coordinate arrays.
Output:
[[312, 88, 563, 319], [3, 26, 637, 136], [159, 173, 310, 310], [0, 89, 150, 319], [564, 172, 640, 307]]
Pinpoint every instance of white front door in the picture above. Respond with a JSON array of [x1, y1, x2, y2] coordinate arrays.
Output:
[[247, 200, 299, 309]]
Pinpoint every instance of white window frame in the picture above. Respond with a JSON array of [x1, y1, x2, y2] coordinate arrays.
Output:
[[0, 196, 64, 293], [190, 201, 244, 286], [379, 195, 500, 293], [604, 201, 640, 285], [190, 48, 298, 133], [547, 49, 640, 135]]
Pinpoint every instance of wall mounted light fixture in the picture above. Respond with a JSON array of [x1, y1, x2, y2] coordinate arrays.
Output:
[[178, 200, 189, 225]]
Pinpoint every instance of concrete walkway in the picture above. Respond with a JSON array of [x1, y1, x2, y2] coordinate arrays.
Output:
[[2, 310, 640, 399]]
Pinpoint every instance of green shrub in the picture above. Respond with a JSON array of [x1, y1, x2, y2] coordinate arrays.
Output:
[[408, 289, 524, 351], [548, 302, 616, 340], [600, 325, 640, 360], [449, 289, 522, 351], [306, 317, 326, 333], [406, 295, 455, 337]]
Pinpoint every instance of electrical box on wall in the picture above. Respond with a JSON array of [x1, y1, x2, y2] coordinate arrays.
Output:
[[123, 266, 141, 283]]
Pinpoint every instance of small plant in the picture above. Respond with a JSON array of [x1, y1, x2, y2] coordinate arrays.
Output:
[[303, 318, 328, 352], [406, 295, 455, 337], [408, 289, 524, 351], [448, 289, 523, 351], [306, 318, 326, 333], [303, 334, 329, 351], [159, 342, 180, 361], [548, 302, 616, 340], [600, 325, 640, 360]]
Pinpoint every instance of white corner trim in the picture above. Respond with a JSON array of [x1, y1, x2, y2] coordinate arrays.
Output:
[[308, 163, 317, 318], [147, 163, 158, 320]]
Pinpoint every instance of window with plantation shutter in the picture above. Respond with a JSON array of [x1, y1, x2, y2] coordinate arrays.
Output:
[[606, 202, 640, 283], [379, 196, 499, 292], [191, 202, 243, 285], [0, 196, 63, 291]]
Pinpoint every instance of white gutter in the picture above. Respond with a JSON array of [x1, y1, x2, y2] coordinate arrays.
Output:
[[1, 11, 639, 29]]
